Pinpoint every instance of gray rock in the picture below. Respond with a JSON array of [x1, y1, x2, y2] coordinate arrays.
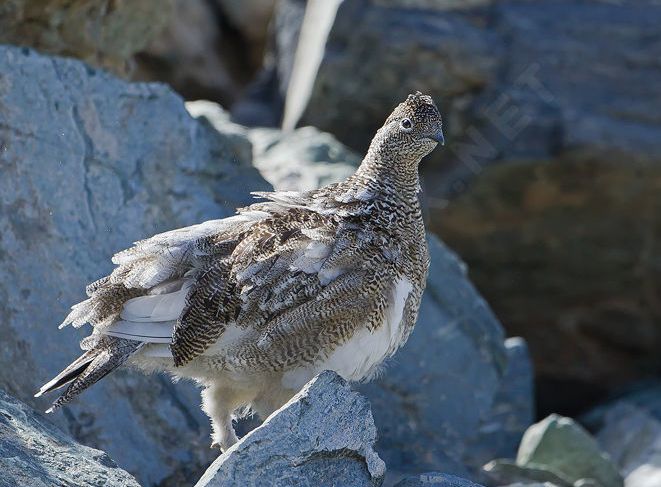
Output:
[[297, 0, 503, 151], [189, 100, 360, 191], [594, 398, 661, 487], [482, 459, 572, 487], [248, 126, 360, 191], [0, 0, 172, 75], [464, 337, 535, 468], [394, 472, 485, 487], [0, 45, 269, 486], [516, 415, 623, 487], [195, 371, 385, 487], [0, 388, 139, 487], [583, 382, 661, 429], [294, 0, 661, 170], [431, 0, 661, 412]]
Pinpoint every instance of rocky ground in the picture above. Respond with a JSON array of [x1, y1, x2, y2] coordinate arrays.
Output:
[[0, 1, 659, 486]]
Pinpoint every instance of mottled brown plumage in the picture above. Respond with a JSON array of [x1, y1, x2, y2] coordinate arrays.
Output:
[[37, 92, 444, 450]]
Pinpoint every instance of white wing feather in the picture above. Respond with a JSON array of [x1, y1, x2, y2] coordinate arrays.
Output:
[[102, 281, 193, 343], [120, 282, 192, 322]]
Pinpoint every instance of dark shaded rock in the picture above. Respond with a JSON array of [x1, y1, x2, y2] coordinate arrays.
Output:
[[438, 161, 661, 413], [0, 388, 139, 487], [195, 371, 385, 487], [300, 0, 501, 152], [231, 0, 306, 126], [434, 2, 661, 409], [0, 0, 172, 75], [133, 0, 275, 106], [583, 382, 661, 487], [464, 337, 535, 469], [395, 472, 485, 487], [0, 45, 269, 485]]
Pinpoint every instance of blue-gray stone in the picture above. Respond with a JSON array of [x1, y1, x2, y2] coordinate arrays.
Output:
[[0, 388, 140, 487], [196, 371, 385, 487]]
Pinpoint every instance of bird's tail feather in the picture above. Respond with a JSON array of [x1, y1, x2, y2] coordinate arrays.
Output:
[[36, 336, 142, 412]]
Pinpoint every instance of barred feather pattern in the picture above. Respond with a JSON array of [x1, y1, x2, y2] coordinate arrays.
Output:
[[47, 336, 141, 412], [42, 92, 442, 414]]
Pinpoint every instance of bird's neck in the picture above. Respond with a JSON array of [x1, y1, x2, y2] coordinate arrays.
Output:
[[352, 144, 422, 203]]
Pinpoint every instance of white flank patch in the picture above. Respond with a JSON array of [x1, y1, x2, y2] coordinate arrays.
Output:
[[282, 277, 413, 389]]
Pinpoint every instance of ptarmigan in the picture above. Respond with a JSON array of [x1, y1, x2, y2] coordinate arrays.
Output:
[[37, 92, 444, 451]]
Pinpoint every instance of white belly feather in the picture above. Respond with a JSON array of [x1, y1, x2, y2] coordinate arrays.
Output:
[[282, 277, 413, 390]]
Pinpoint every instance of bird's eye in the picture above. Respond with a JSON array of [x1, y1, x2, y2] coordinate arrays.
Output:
[[400, 118, 413, 131]]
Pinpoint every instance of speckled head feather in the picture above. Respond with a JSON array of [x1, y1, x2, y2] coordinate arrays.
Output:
[[367, 91, 444, 165], [388, 92, 442, 126]]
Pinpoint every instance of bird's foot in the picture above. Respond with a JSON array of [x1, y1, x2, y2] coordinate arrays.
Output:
[[210, 429, 238, 453], [210, 438, 236, 453]]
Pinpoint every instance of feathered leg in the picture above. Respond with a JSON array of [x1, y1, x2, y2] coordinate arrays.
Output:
[[201, 384, 254, 452]]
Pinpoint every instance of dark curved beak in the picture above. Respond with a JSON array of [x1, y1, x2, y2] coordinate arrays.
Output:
[[430, 129, 445, 145]]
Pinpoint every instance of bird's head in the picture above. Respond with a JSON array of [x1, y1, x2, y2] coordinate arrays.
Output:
[[370, 92, 444, 164]]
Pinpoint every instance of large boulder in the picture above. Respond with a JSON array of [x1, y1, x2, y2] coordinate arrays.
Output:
[[231, 0, 307, 126], [0, 0, 172, 74], [189, 100, 361, 190], [133, 0, 276, 106], [297, 0, 500, 151], [0, 45, 269, 485], [264, 0, 661, 410], [0, 388, 139, 487], [438, 161, 661, 414], [195, 371, 385, 487]]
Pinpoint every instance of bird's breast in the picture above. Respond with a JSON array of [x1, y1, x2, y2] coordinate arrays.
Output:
[[281, 277, 414, 390]]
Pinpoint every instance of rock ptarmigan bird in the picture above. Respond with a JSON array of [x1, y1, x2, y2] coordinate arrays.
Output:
[[37, 92, 444, 450]]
